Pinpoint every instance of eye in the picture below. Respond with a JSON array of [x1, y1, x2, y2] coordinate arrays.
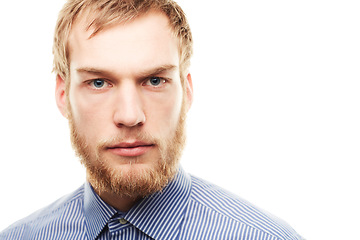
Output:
[[89, 79, 110, 89], [149, 77, 162, 86], [145, 77, 166, 87]]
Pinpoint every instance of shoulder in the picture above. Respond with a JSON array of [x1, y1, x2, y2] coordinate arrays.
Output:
[[187, 175, 303, 240], [0, 185, 85, 240]]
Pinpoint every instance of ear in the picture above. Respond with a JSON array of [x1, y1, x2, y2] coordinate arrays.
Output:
[[55, 74, 68, 118], [185, 73, 193, 111]]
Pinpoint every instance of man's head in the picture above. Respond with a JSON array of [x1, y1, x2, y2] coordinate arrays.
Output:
[[53, 0, 193, 200]]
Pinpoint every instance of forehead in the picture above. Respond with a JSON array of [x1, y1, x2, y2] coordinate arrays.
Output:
[[67, 11, 180, 75]]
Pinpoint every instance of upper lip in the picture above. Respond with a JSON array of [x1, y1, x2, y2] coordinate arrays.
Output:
[[107, 141, 154, 149]]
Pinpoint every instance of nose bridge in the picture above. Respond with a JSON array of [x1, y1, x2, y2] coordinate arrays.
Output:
[[113, 81, 145, 127]]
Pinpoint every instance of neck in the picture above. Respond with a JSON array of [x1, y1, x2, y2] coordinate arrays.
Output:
[[96, 190, 141, 212], [87, 177, 142, 212]]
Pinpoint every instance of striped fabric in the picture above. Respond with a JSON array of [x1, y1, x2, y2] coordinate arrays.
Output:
[[0, 167, 304, 240]]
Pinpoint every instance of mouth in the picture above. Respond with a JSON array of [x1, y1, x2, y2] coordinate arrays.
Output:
[[107, 141, 155, 157]]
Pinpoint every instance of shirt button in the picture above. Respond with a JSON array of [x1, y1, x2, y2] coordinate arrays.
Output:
[[119, 218, 127, 224]]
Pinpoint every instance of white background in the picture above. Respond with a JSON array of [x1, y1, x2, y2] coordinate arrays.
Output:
[[0, 1, 359, 239]]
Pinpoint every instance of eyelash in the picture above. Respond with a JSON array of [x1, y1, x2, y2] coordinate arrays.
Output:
[[87, 79, 112, 90], [143, 77, 168, 88], [86, 77, 169, 90]]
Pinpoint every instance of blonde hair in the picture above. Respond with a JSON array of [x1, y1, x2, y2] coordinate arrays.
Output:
[[53, 0, 193, 81]]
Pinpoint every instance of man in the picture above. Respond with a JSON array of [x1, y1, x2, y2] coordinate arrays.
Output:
[[0, 0, 304, 239]]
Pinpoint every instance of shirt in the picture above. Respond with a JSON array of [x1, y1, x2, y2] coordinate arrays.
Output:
[[0, 167, 304, 240]]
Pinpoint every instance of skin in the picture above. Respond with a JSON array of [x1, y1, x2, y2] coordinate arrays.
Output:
[[55, 11, 193, 211]]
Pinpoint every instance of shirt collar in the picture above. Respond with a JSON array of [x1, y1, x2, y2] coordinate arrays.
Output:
[[84, 167, 192, 240], [84, 182, 118, 240], [125, 167, 192, 240]]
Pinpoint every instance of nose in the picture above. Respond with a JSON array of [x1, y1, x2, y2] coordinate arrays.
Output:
[[113, 83, 146, 128]]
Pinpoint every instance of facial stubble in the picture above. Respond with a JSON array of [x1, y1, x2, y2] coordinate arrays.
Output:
[[67, 97, 187, 200]]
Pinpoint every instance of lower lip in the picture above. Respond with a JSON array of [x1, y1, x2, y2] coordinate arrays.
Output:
[[107, 145, 154, 157]]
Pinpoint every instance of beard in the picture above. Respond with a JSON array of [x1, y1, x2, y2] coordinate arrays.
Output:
[[67, 102, 187, 200]]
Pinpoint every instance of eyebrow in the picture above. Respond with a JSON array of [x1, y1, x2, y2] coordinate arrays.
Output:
[[76, 64, 178, 79]]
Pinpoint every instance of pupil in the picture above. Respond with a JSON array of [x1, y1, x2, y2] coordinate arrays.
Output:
[[150, 77, 161, 86], [94, 80, 104, 88]]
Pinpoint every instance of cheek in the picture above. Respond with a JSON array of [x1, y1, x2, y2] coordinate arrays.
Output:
[[69, 81, 111, 119], [144, 88, 183, 135], [68, 88, 111, 141]]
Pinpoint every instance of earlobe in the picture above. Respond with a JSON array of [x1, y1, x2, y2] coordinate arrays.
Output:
[[185, 73, 193, 111], [55, 75, 68, 118]]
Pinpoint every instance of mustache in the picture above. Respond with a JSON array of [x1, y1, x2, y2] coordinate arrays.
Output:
[[96, 130, 163, 151]]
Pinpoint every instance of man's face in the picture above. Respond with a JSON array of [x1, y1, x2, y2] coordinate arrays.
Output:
[[56, 12, 192, 199]]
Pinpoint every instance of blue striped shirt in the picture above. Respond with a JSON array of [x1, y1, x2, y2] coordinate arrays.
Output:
[[0, 167, 304, 239]]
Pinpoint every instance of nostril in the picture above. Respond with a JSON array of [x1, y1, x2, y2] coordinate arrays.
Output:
[[114, 114, 146, 128]]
